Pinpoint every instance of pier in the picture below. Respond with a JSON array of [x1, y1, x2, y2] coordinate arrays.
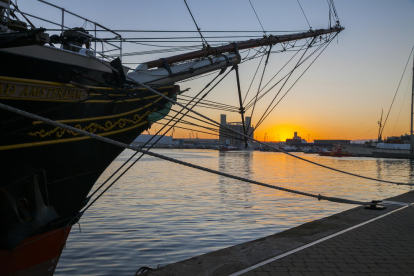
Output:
[[144, 191, 414, 276]]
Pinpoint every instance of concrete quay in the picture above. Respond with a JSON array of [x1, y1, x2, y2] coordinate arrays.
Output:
[[143, 191, 414, 276]]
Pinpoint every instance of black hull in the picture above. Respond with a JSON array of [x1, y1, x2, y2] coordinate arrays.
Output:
[[1, 45, 118, 86], [0, 47, 178, 253]]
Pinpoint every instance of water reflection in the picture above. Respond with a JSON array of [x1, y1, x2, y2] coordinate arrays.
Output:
[[56, 150, 414, 276], [218, 151, 253, 204], [409, 160, 414, 183]]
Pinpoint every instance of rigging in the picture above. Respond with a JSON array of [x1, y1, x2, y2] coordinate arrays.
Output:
[[248, 0, 266, 35], [380, 46, 414, 139], [183, 0, 209, 47], [296, 0, 311, 29]]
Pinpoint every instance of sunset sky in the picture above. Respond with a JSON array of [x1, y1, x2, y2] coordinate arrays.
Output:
[[20, 0, 414, 142]]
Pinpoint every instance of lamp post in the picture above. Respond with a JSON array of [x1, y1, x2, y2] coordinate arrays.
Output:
[[264, 133, 267, 142], [308, 134, 310, 143]]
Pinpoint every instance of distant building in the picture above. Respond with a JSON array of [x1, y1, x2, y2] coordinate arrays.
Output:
[[133, 135, 222, 148], [286, 132, 307, 144], [219, 114, 254, 146], [314, 139, 351, 145], [133, 135, 175, 146]]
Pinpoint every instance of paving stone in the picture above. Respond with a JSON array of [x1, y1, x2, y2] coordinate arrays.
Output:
[[292, 262, 306, 267], [255, 272, 270, 276], [235, 204, 414, 276], [305, 262, 323, 267], [334, 273, 357, 276], [322, 263, 337, 268], [287, 266, 308, 272], [287, 272, 304, 276], [356, 267, 372, 273], [319, 267, 338, 272], [240, 271, 257, 276], [306, 267, 321, 272], [261, 265, 275, 272], [268, 271, 290, 276], [268, 272, 289, 276], [321, 272, 337, 276]]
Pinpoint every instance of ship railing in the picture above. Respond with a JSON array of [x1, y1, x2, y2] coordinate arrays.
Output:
[[10, 0, 123, 62], [1, 1, 11, 21]]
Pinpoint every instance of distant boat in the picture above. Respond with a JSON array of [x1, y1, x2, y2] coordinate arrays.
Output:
[[282, 146, 296, 152], [372, 142, 414, 159], [319, 146, 355, 157], [303, 148, 319, 154]]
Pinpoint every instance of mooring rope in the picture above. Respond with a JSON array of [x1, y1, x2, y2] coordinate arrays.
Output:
[[88, 53, 414, 187], [0, 102, 377, 206]]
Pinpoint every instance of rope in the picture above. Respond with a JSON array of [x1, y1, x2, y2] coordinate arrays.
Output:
[[183, 0, 209, 46], [248, 45, 272, 134], [254, 38, 315, 130], [392, 71, 413, 135], [243, 52, 265, 105], [296, 0, 311, 29], [380, 46, 414, 138], [0, 95, 117, 138], [329, 0, 340, 22], [248, 0, 266, 35], [0, 102, 375, 207], [85, 41, 414, 187], [46, 29, 308, 33], [88, 71, 231, 200], [254, 35, 335, 131], [244, 43, 307, 109], [244, 36, 331, 112]]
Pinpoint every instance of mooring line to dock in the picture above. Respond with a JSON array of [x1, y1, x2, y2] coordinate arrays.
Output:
[[229, 203, 412, 276], [89, 48, 414, 187], [131, 77, 414, 187], [0, 102, 373, 208]]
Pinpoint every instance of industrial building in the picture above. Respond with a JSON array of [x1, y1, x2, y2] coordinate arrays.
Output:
[[286, 132, 307, 145], [219, 114, 254, 147], [133, 135, 176, 147]]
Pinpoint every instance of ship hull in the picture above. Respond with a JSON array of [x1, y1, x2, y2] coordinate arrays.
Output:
[[0, 226, 72, 276], [1, 46, 177, 274]]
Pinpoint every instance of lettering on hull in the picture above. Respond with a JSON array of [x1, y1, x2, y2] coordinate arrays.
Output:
[[0, 81, 88, 100]]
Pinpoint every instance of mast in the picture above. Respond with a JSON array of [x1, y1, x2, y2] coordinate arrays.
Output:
[[411, 54, 414, 154], [377, 109, 383, 143], [143, 26, 344, 69], [234, 64, 249, 148]]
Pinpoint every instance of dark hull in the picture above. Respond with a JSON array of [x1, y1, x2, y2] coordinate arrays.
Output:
[[1, 45, 119, 86], [0, 47, 177, 274], [0, 226, 72, 276]]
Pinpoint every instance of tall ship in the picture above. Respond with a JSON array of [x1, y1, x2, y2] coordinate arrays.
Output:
[[0, 1, 344, 275]]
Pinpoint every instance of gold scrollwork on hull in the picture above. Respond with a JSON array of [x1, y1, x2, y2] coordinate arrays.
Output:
[[28, 110, 155, 138]]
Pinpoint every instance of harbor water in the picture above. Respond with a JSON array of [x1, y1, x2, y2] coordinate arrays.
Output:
[[55, 149, 413, 275]]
